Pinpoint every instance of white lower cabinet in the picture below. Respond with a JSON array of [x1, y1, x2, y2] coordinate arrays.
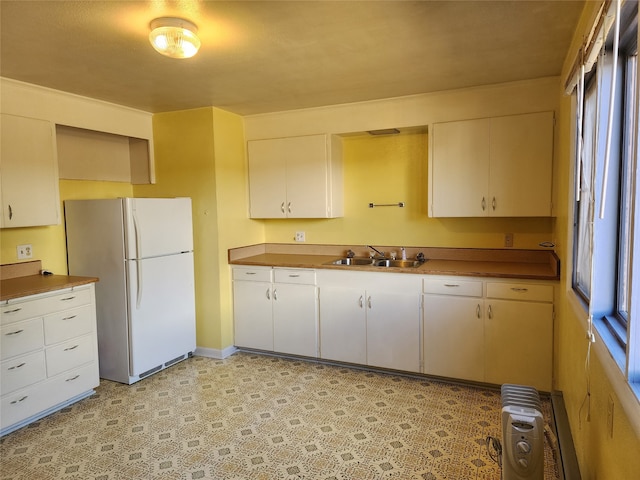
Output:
[[484, 284, 554, 391], [423, 294, 485, 382], [0, 283, 99, 435], [423, 277, 554, 391], [318, 271, 421, 373], [233, 267, 274, 351], [232, 267, 319, 357]]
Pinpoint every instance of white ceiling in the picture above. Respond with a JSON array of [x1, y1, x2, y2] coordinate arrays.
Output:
[[0, 0, 585, 116]]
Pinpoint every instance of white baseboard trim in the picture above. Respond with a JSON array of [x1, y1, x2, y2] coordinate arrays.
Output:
[[193, 345, 238, 359]]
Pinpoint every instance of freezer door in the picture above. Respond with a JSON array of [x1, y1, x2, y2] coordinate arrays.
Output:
[[123, 197, 193, 259], [126, 253, 196, 377]]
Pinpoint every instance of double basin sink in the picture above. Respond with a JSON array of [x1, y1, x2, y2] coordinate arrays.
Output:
[[325, 257, 424, 268]]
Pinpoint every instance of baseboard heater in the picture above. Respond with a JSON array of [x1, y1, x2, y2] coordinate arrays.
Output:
[[501, 384, 545, 480]]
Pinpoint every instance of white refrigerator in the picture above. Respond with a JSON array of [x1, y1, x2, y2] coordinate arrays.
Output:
[[65, 197, 196, 384]]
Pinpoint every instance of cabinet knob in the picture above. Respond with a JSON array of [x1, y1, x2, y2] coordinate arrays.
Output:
[[8, 204, 13, 220], [492, 197, 496, 211], [481, 197, 486, 211], [358, 295, 363, 308], [287, 202, 292, 214], [367, 296, 372, 309], [487, 305, 493, 319], [273, 289, 278, 301], [281, 202, 285, 214], [476, 304, 481, 319], [266, 288, 271, 300]]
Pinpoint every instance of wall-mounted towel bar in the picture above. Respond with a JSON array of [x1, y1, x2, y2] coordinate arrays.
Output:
[[368, 202, 405, 208]]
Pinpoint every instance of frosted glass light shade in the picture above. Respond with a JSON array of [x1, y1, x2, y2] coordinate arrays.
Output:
[[149, 17, 201, 59]]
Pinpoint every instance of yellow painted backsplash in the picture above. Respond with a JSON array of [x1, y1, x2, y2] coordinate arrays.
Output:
[[264, 132, 554, 249]]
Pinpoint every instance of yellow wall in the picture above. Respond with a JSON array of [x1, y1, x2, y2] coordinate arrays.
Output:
[[263, 132, 553, 248], [135, 107, 263, 352], [551, 2, 640, 477]]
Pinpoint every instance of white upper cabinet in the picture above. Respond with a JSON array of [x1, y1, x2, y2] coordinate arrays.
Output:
[[247, 134, 343, 218], [1, 114, 60, 228], [429, 111, 554, 217]]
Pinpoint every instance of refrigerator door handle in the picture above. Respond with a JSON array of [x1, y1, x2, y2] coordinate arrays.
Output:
[[132, 205, 143, 308]]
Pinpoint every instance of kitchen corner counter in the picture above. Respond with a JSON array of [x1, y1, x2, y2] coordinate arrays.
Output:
[[1, 260, 98, 301], [228, 244, 560, 280]]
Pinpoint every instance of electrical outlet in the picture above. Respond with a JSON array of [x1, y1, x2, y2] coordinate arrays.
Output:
[[17, 244, 33, 259], [295, 231, 306, 242], [607, 395, 615, 438], [504, 233, 514, 248]]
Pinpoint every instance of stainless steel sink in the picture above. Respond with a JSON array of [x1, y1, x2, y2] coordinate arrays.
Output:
[[326, 257, 375, 266], [325, 257, 424, 268], [373, 259, 423, 268]]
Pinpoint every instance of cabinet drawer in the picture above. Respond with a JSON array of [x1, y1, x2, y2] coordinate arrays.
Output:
[[1, 286, 92, 324], [1, 318, 44, 360], [423, 278, 483, 297], [1, 362, 98, 431], [486, 282, 553, 302], [45, 334, 95, 377], [44, 305, 94, 345], [274, 269, 316, 285], [1, 351, 46, 394], [37, 287, 93, 315], [232, 267, 273, 283]]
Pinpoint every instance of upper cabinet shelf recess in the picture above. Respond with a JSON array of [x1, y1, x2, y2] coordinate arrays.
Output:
[[429, 111, 554, 218], [247, 134, 343, 219]]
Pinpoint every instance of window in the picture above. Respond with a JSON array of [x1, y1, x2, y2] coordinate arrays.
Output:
[[572, 1, 638, 388]]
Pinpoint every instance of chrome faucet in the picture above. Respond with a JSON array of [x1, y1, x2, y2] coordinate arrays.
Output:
[[366, 245, 386, 259]]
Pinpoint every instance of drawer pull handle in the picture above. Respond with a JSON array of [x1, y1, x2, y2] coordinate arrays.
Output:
[[64, 345, 79, 351], [66, 375, 80, 382], [444, 284, 460, 287], [61, 296, 76, 301], [10, 396, 28, 405], [2, 308, 22, 314], [288, 274, 300, 278], [5, 329, 24, 336], [8, 362, 26, 370], [62, 315, 77, 321], [244, 272, 257, 275], [510, 288, 529, 292]]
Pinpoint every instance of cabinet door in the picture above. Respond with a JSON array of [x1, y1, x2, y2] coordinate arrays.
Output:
[[233, 281, 274, 351], [489, 112, 554, 216], [423, 295, 484, 382], [283, 135, 329, 218], [247, 138, 287, 218], [484, 299, 553, 391], [430, 119, 490, 217], [319, 286, 367, 364], [272, 283, 318, 357], [0, 114, 60, 227], [366, 290, 421, 373]]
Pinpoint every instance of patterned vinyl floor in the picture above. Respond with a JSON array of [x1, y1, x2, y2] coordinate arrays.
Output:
[[0, 352, 560, 480]]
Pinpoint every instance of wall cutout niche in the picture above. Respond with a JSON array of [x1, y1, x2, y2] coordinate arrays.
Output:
[[56, 125, 154, 184]]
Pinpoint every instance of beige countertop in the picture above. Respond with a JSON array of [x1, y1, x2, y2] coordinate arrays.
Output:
[[1, 260, 98, 301], [228, 244, 560, 280]]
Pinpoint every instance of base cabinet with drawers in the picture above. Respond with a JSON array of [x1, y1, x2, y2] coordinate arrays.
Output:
[[1, 283, 99, 435], [232, 267, 319, 357], [423, 277, 554, 391]]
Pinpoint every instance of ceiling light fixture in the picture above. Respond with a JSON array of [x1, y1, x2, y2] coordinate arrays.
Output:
[[149, 17, 201, 59]]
